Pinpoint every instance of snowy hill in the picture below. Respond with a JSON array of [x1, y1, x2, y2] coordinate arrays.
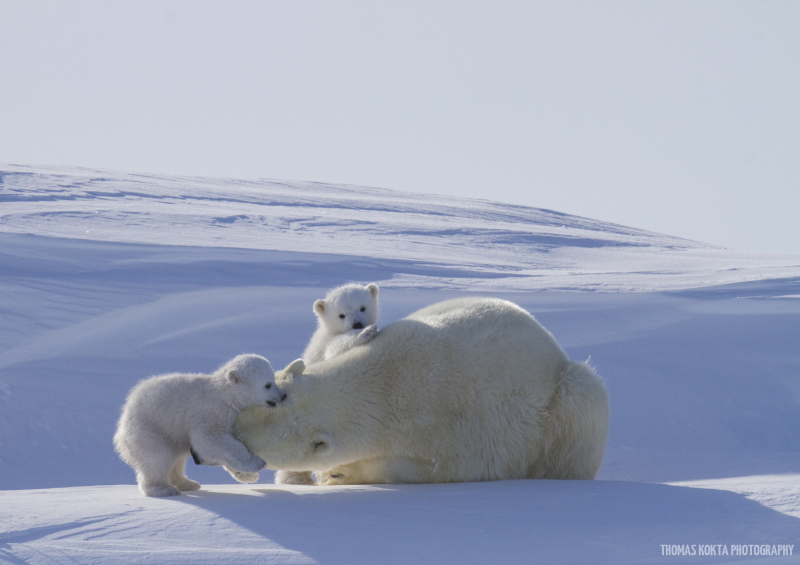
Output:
[[1, 165, 799, 564], [3, 164, 799, 292]]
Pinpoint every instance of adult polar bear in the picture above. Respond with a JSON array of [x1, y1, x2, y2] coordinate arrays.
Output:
[[237, 297, 610, 484]]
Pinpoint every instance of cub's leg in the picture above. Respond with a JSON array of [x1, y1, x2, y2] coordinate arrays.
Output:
[[355, 325, 378, 344], [134, 442, 182, 497], [323, 326, 379, 359], [169, 456, 201, 491], [190, 432, 267, 474]]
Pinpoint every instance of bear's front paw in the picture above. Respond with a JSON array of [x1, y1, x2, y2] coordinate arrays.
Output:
[[228, 469, 260, 484], [317, 471, 346, 486], [357, 325, 378, 344], [275, 470, 315, 485]]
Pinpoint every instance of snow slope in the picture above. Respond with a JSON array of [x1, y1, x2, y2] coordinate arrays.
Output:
[[1, 165, 799, 564], [3, 164, 799, 292]]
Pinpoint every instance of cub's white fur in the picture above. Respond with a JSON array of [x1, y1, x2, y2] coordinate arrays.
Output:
[[277, 283, 380, 486], [302, 283, 380, 365], [238, 298, 610, 485], [114, 354, 286, 497]]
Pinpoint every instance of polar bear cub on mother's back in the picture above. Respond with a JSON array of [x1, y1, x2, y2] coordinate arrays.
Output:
[[302, 283, 380, 364], [113, 354, 286, 497], [277, 283, 379, 486]]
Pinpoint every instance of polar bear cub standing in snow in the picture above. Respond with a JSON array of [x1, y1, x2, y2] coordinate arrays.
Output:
[[114, 354, 286, 497], [302, 283, 380, 364]]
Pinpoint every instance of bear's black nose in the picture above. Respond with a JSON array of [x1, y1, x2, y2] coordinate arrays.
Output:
[[267, 400, 276, 407], [352, 322, 364, 330]]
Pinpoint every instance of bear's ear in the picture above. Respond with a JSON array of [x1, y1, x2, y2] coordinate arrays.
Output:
[[277, 358, 305, 386], [311, 432, 334, 456], [226, 370, 241, 384], [366, 283, 379, 299], [285, 358, 305, 376], [313, 299, 326, 316]]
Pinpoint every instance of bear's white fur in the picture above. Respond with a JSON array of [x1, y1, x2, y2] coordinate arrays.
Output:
[[114, 354, 286, 497], [237, 298, 610, 485], [277, 283, 380, 486], [302, 283, 380, 365]]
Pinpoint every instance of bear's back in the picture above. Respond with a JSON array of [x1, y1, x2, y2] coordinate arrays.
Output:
[[121, 373, 211, 436], [325, 298, 571, 440], [354, 297, 575, 479], [404, 297, 569, 392]]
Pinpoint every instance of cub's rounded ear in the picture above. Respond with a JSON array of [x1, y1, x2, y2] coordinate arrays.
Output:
[[226, 370, 240, 384], [366, 283, 379, 298], [313, 299, 326, 316]]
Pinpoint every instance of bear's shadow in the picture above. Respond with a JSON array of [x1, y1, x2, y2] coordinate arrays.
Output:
[[175, 479, 800, 564]]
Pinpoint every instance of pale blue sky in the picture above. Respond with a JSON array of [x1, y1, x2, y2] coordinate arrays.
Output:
[[2, 1, 798, 253]]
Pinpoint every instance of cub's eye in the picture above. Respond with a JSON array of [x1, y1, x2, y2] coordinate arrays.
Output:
[[265, 383, 272, 389], [339, 314, 346, 319], [360, 307, 366, 312]]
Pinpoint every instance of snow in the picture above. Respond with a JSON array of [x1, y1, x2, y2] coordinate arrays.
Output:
[[1, 165, 799, 563], [2, 482, 798, 565], [3, 164, 799, 292]]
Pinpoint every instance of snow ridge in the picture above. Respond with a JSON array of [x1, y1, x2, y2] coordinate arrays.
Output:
[[4, 164, 798, 292]]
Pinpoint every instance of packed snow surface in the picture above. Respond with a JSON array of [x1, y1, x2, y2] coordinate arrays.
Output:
[[1, 165, 799, 564]]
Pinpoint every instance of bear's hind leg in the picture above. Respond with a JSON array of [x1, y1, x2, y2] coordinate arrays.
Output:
[[533, 361, 610, 480], [137, 467, 181, 497], [135, 446, 183, 497], [141, 481, 182, 497], [169, 456, 201, 491]]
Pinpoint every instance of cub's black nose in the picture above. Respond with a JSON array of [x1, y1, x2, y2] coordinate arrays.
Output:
[[352, 322, 364, 330], [281, 392, 287, 401], [266, 400, 276, 407]]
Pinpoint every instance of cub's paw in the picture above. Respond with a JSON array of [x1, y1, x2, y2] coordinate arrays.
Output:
[[357, 325, 378, 344], [275, 470, 315, 485], [236, 455, 267, 473], [143, 484, 182, 497], [176, 478, 201, 491]]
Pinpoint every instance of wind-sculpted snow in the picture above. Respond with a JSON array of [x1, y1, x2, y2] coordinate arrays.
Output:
[[1, 482, 798, 565], [4, 164, 799, 291]]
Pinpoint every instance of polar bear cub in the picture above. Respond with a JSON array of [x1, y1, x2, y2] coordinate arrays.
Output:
[[302, 283, 380, 364], [276, 283, 379, 487], [114, 354, 286, 497]]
